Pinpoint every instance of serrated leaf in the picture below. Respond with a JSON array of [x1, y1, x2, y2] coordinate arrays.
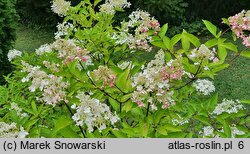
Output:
[[166, 132, 187, 138], [153, 110, 167, 124], [222, 120, 231, 138], [186, 33, 200, 47], [241, 100, 250, 104], [163, 124, 182, 132], [170, 34, 182, 48], [94, 0, 102, 6], [181, 31, 190, 51], [222, 42, 238, 52], [217, 46, 227, 63], [115, 65, 131, 93], [163, 36, 171, 50], [205, 93, 218, 112], [157, 126, 168, 135], [203, 20, 217, 37], [222, 18, 230, 26], [61, 126, 80, 138], [108, 97, 120, 112], [211, 64, 229, 73], [205, 38, 217, 48], [122, 100, 134, 113], [151, 40, 167, 49], [240, 51, 250, 58], [159, 23, 168, 38], [31, 101, 38, 115], [194, 115, 210, 125], [112, 130, 127, 138], [54, 117, 73, 133]]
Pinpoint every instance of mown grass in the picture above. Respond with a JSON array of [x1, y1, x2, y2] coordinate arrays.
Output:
[[14, 25, 55, 52], [14, 25, 250, 101]]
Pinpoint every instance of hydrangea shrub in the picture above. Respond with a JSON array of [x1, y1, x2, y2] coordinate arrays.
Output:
[[0, 0, 249, 138]]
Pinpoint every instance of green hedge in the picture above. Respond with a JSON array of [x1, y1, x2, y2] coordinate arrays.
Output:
[[0, 0, 18, 84]]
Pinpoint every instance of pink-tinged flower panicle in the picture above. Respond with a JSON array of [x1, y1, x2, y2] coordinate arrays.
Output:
[[229, 10, 250, 47], [51, 39, 93, 66], [93, 66, 116, 88], [131, 50, 182, 110], [21, 61, 69, 107], [112, 10, 160, 52]]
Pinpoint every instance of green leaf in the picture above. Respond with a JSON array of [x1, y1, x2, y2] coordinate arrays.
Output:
[[122, 100, 134, 112], [108, 97, 120, 112], [31, 101, 38, 115], [140, 123, 149, 137], [217, 46, 227, 63], [181, 30, 190, 51], [112, 130, 127, 138], [163, 124, 182, 132], [163, 36, 171, 50], [194, 115, 210, 125], [157, 126, 168, 135], [222, 18, 230, 26], [59, 126, 80, 138], [203, 20, 217, 37], [151, 40, 167, 49], [94, 0, 102, 6], [23, 118, 39, 130], [153, 110, 167, 124], [170, 34, 182, 49], [186, 32, 200, 47], [205, 38, 217, 48], [205, 93, 218, 112], [222, 120, 231, 138], [54, 117, 73, 133], [166, 132, 187, 138], [119, 93, 132, 102], [222, 42, 238, 52], [159, 23, 168, 38], [211, 63, 229, 73], [115, 65, 131, 93], [241, 100, 250, 105], [240, 51, 250, 58]]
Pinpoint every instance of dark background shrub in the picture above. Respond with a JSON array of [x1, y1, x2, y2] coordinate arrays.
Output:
[[16, 0, 250, 34], [16, 0, 81, 28], [0, 0, 19, 84]]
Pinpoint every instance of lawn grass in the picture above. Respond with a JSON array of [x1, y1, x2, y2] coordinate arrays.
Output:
[[14, 25, 250, 101], [14, 24, 54, 52]]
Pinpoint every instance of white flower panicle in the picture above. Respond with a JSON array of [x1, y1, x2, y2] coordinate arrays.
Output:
[[43, 61, 60, 72], [231, 126, 245, 138], [193, 79, 215, 95], [7, 49, 22, 61], [111, 10, 160, 52], [189, 44, 219, 63], [10, 102, 28, 118], [172, 114, 189, 126], [199, 125, 245, 138], [0, 122, 28, 138], [55, 22, 75, 39], [199, 126, 214, 138], [72, 92, 119, 133], [212, 99, 244, 115], [132, 50, 182, 109], [35, 44, 52, 55], [52, 39, 92, 65], [21, 61, 69, 106], [99, 0, 131, 15], [117, 61, 131, 70], [51, 0, 71, 17]]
